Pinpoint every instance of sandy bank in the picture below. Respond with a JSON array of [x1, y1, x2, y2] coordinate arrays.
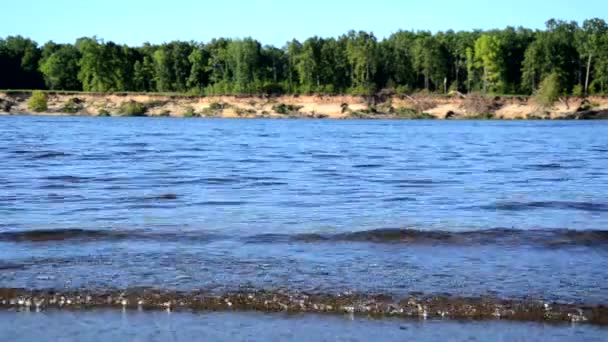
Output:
[[1, 92, 608, 119]]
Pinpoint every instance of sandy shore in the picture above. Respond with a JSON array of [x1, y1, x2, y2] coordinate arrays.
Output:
[[1, 92, 608, 119]]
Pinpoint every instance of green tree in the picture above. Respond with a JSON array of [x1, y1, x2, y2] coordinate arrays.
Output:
[[522, 20, 579, 94], [39, 43, 82, 90], [577, 18, 608, 95], [474, 34, 503, 93], [227, 38, 261, 94], [413, 34, 449, 91], [187, 46, 209, 93], [344, 31, 378, 92], [0, 36, 44, 89]]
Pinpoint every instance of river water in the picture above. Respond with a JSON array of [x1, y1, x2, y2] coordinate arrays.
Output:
[[1, 116, 607, 340]]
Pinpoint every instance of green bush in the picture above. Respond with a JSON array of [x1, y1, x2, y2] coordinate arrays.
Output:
[[28, 91, 48, 112], [209, 102, 226, 110], [534, 73, 561, 108], [118, 100, 147, 116], [62, 97, 83, 113], [572, 84, 583, 97], [272, 103, 302, 115], [182, 107, 196, 117], [98, 109, 110, 116], [235, 107, 257, 116]]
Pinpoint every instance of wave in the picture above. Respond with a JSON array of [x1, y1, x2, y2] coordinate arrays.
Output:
[[0, 288, 606, 325], [10, 150, 71, 160], [481, 201, 608, 213], [0, 229, 218, 243], [2, 227, 607, 248]]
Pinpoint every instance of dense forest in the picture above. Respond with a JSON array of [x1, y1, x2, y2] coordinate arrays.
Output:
[[1, 19, 608, 96]]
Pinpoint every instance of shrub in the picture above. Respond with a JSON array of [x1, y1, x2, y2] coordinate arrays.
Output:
[[235, 107, 257, 116], [394, 107, 418, 118], [209, 102, 226, 110], [28, 91, 48, 112], [182, 107, 196, 117], [534, 73, 561, 108], [394, 108, 435, 119], [272, 103, 302, 115], [145, 100, 169, 108], [572, 84, 584, 97], [118, 100, 147, 116], [98, 109, 110, 116], [62, 97, 83, 113]]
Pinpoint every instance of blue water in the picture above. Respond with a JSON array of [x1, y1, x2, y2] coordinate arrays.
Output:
[[2, 310, 607, 342], [1, 116, 608, 302]]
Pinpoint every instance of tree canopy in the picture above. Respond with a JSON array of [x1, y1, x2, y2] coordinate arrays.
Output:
[[2, 18, 608, 96]]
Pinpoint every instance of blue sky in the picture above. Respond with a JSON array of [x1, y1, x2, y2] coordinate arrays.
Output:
[[2, 0, 606, 46]]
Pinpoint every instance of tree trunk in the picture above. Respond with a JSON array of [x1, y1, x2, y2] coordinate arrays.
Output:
[[585, 54, 592, 96], [483, 68, 488, 93]]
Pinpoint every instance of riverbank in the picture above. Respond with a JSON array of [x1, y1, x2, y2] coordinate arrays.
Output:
[[1, 91, 608, 119]]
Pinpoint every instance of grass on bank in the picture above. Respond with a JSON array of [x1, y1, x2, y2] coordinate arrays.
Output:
[[27, 90, 48, 112]]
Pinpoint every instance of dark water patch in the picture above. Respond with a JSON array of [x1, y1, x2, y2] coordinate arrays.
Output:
[[482, 201, 608, 213], [525, 163, 563, 170], [0, 229, 119, 242], [125, 203, 178, 210], [123, 142, 148, 148], [45, 193, 86, 203], [241, 176, 281, 182], [0, 262, 27, 271], [169, 178, 206, 185], [146, 193, 178, 201], [0, 228, 222, 244], [236, 158, 269, 164], [253, 181, 289, 187], [204, 177, 242, 185], [0, 288, 606, 325], [24, 151, 72, 160], [38, 184, 80, 190], [382, 197, 416, 203], [195, 200, 249, 206], [353, 164, 383, 169], [526, 177, 571, 183], [92, 176, 129, 182], [4, 227, 607, 248], [43, 175, 91, 184], [486, 168, 522, 174], [311, 153, 342, 159], [243, 228, 608, 248], [371, 179, 459, 188]]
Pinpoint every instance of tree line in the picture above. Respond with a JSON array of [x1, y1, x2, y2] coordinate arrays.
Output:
[[1, 18, 608, 96]]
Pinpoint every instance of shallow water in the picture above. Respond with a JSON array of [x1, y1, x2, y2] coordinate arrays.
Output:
[[1, 116, 608, 331], [1, 310, 607, 342]]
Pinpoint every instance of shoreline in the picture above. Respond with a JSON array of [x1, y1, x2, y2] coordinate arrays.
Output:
[[1, 288, 607, 325], [2, 91, 608, 120]]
